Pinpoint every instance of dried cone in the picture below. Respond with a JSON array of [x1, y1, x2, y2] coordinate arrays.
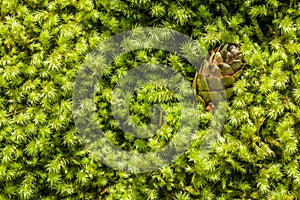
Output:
[[192, 44, 244, 107]]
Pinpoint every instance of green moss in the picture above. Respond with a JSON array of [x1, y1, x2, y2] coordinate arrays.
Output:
[[0, 0, 300, 199]]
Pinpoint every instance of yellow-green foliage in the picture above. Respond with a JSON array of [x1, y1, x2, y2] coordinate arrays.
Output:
[[0, 0, 300, 199]]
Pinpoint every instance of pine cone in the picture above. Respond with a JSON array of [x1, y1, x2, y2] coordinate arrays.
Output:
[[192, 44, 244, 106]]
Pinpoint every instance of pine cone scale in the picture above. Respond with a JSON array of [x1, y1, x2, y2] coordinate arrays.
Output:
[[193, 44, 244, 106]]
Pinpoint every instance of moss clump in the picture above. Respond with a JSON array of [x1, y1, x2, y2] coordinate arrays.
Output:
[[0, 0, 300, 199]]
